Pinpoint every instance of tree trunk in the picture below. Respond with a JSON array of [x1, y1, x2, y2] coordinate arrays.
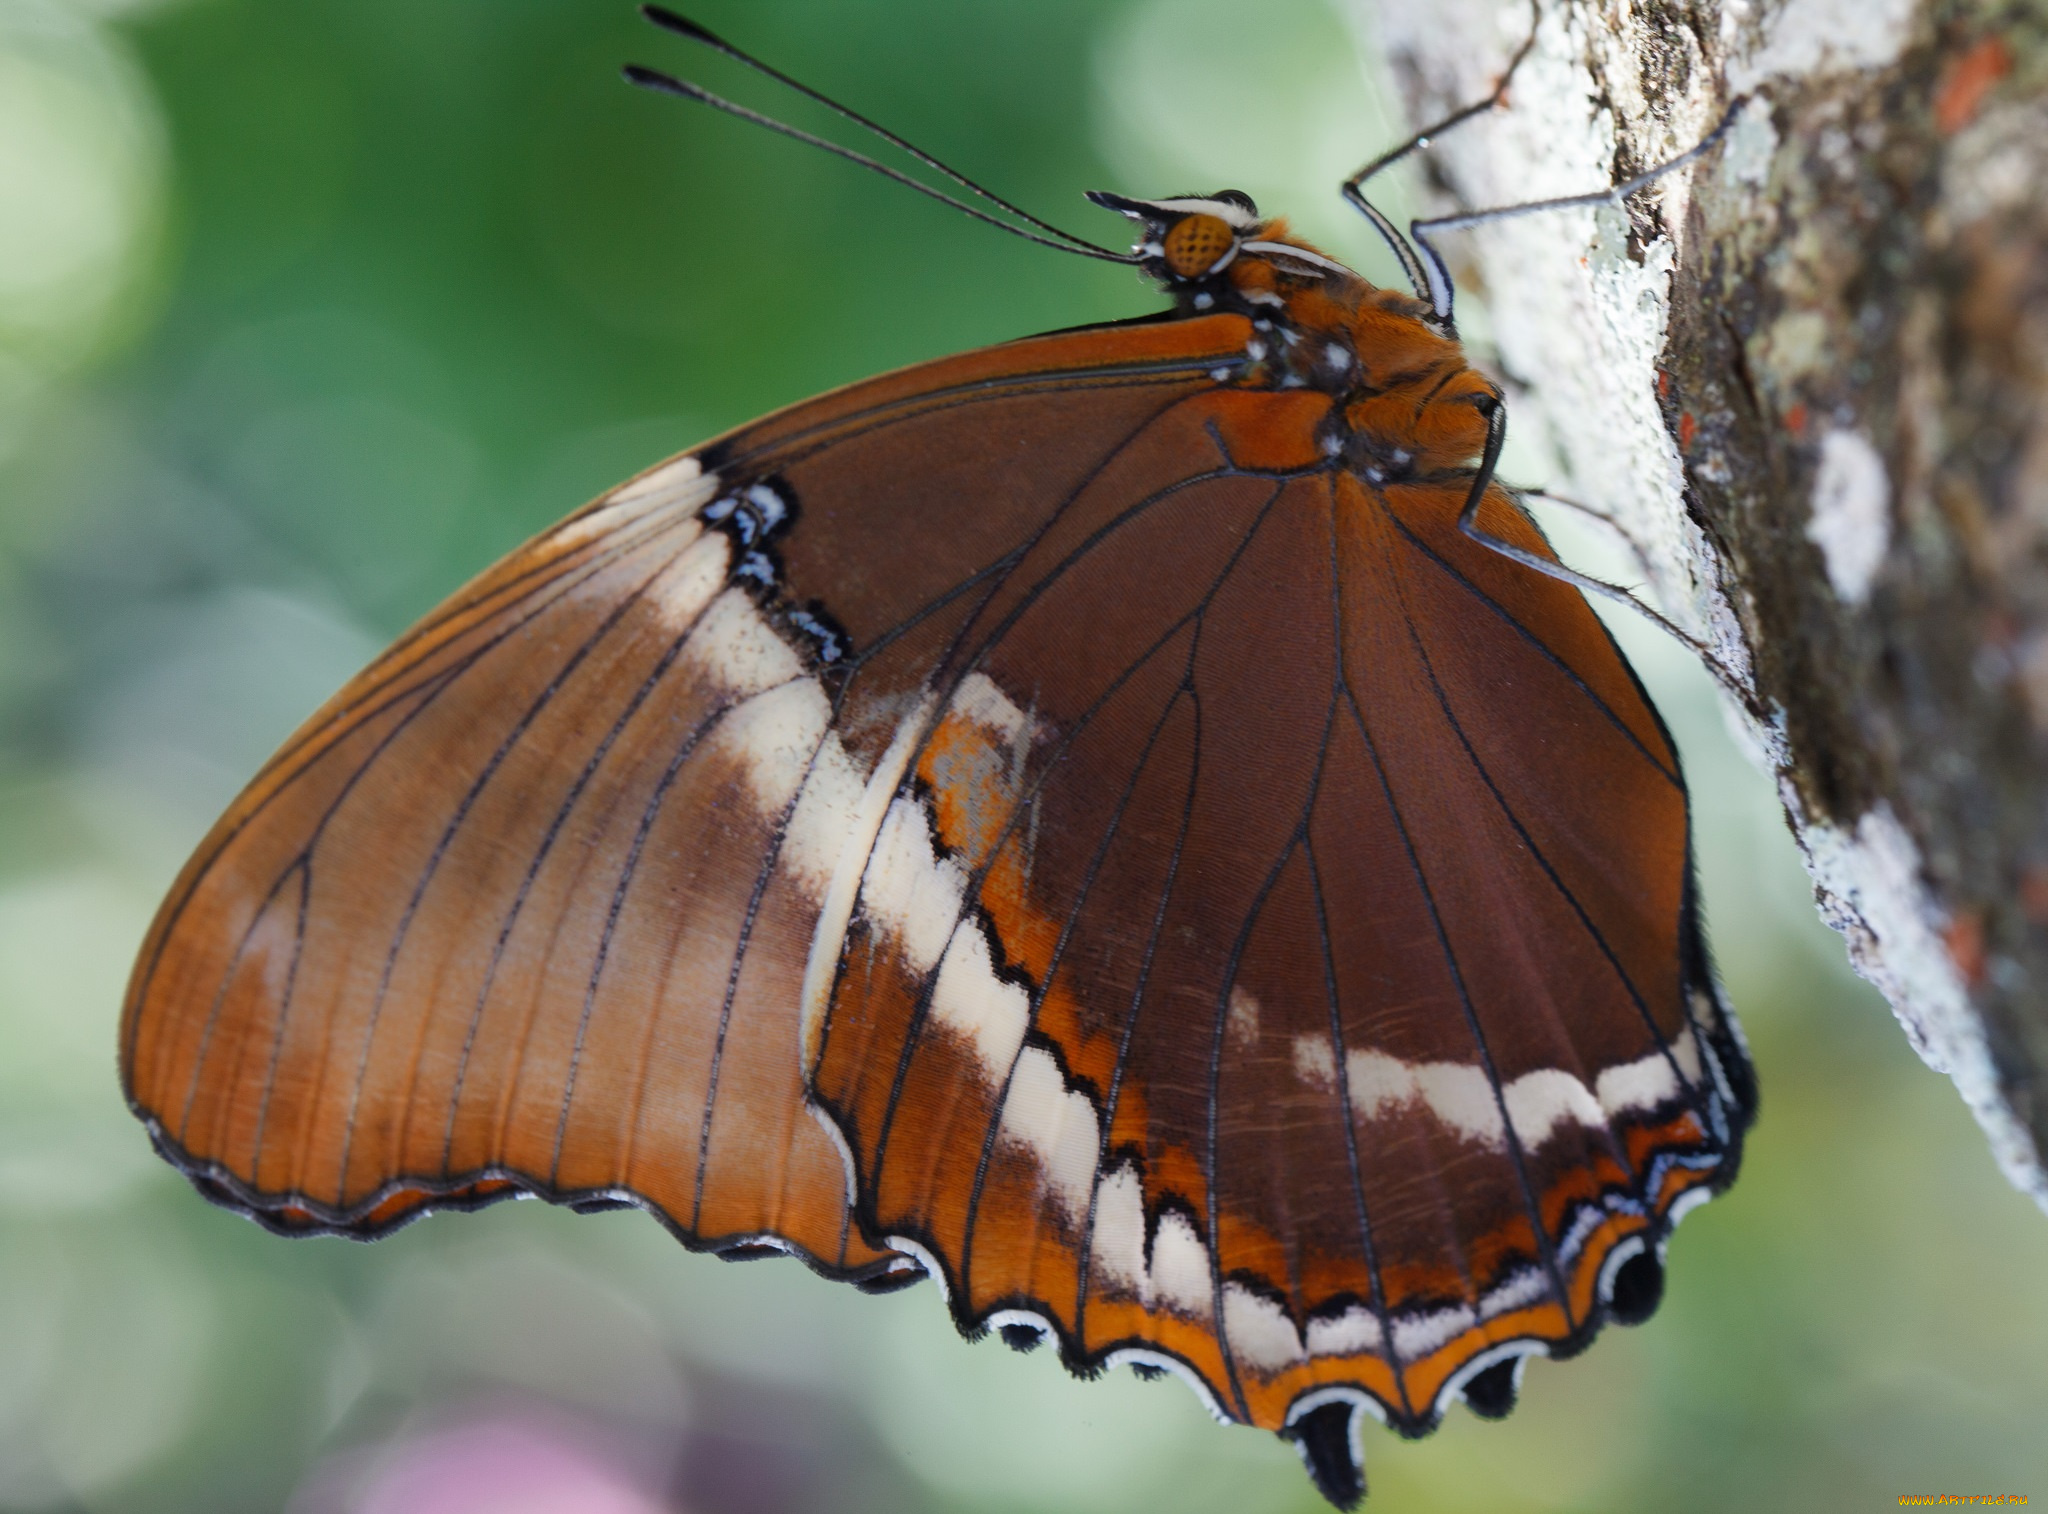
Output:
[[1347, 0, 2048, 1208]]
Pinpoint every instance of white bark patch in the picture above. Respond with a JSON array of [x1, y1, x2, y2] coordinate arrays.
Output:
[[1942, 101, 2048, 226], [1726, 0, 1918, 91], [1806, 427, 1892, 605], [1369, 0, 1753, 691], [1717, 96, 1779, 192], [1790, 796, 2048, 1209]]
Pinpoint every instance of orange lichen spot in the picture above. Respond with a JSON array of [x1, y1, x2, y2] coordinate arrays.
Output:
[[1163, 214, 1236, 279], [1784, 401, 1809, 436], [1935, 35, 2011, 135], [1677, 411, 1698, 451], [2021, 865, 2048, 927], [1944, 908, 1988, 989]]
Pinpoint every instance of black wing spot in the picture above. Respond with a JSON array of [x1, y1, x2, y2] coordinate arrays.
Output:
[[999, 1322, 1047, 1353], [1461, 1358, 1521, 1419], [1284, 1401, 1365, 1511], [702, 476, 796, 549], [785, 602, 850, 665], [1607, 1248, 1665, 1325], [853, 1261, 928, 1295], [717, 1242, 787, 1262], [702, 476, 856, 669]]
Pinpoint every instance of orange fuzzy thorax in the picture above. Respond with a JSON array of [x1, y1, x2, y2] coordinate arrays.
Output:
[[1220, 219, 1493, 476]]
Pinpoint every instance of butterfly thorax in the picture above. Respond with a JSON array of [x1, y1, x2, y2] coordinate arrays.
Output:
[[1092, 191, 1497, 487]]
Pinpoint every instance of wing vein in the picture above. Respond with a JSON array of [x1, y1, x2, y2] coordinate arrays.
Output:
[[1377, 499, 1681, 787], [859, 427, 1249, 1185], [1340, 682, 1577, 1330], [685, 705, 837, 1228], [135, 508, 699, 1084], [323, 555, 684, 1204], [1307, 838, 1412, 1422], [1386, 591, 1707, 1142], [430, 580, 728, 1177]]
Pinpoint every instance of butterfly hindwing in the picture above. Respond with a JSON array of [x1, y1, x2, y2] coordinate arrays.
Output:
[[794, 369, 1751, 1431]]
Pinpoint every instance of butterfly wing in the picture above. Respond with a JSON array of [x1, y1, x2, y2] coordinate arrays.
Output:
[[121, 307, 1752, 1485], [788, 372, 1752, 1446]]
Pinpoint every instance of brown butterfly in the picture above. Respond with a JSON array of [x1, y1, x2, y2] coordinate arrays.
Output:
[[118, 10, 1753, 1505]]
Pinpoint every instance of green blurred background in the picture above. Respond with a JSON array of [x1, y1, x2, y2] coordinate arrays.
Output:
[[1, 0, 2042, 1509]]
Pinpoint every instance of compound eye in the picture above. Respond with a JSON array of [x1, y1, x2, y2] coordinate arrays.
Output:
[[1162, 213, 1236, 279]]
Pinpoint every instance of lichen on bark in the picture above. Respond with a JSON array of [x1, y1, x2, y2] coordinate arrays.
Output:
[[1349, 0, 2048, 1208]]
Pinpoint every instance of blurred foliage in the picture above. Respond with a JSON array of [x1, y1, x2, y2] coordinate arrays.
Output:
[[0, 0, 2042, 1509]]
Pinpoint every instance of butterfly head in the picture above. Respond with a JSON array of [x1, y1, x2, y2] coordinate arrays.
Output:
[[1088, 187, 1369, 311], [1086, 190, 1264, 282]]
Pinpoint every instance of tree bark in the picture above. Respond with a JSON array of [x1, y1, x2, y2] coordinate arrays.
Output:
[[1348, 0, 2048, 1209]]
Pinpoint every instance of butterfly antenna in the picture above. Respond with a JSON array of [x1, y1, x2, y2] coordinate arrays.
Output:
[[629, 7, 1136, 265], [640, 5, 1104, 252]]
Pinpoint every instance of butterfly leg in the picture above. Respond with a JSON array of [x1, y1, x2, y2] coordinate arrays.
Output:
[[1455, 395, 1765, 716], [1512, 486, 1658, 581], [1338, 0, 1540, 313], [1406, 96, 1750, 325]]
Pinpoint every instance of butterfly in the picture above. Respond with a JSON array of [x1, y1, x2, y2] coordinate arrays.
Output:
[[118, 9, 1754, 1506]]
